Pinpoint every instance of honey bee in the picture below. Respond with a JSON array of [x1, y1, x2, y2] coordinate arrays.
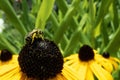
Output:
[[25, 29, 43, 44]]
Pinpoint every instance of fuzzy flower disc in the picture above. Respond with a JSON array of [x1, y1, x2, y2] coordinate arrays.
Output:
[[78, 45, 94, 61], [18, 38, 63, 79]]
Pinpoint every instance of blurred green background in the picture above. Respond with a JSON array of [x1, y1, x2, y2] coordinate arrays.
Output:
[[0, 0, 120, 79], [0, 0, 120, 57]]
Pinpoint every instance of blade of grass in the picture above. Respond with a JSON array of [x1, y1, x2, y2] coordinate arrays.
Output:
[[0, 34, 18, 54], [21, 0, 32, 32], [35, 0, 55, 30], [47, 12, 69, 51], [103, 25, 120, 56], [0, 0, 27, 36], [94, 0, 114, 28], [63, 30, 91, 57], [53, 7, 74, 44], [44, 13, 59, 40], [48, 12, 69, 50], [100, 21, 109, 53], [56, 0, 79, 29], [55, 0, 83, 40], [53, 0, 80, 44], [48, 12, 59, 32], [112, 0, 119, 30], [31, 0, 41, 14], [5, 34, 23, 52], [112, 65, 120, 80], [44, 29, 53, 39], [0, 40, 6, 49], [63, 31, 80, 57], [59, 35, 69, 51], [91, 0, 113, 48], [56, 0, 68, 15], [63, 14, 91, 57], [89, 0, 95, 25], [88, 0, 95, 40]]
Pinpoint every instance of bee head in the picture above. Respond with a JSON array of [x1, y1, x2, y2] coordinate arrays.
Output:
[[25, 29, 43, 44]]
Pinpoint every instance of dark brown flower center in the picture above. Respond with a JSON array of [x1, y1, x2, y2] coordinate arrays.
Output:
[[78, 45, 94, 61], [0, 49, 12, 61], [102, 52, 110, 58], [18, 38, 63, 80]]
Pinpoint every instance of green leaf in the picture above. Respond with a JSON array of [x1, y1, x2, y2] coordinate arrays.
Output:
[[100, 21, 109, 53], [95, 0, 114, 28], [31, 0, 41, 14], [0, 34, 17, 54], [56, 0, 68, 15], [104, 25, 120, 56], [0, 0, 27, 37], [112, 0, 119, 30], [35, 0, 55, 30], [53, 0, 80, 44], [21, 0, 32, 32], [112, 65, 120, 80], [59, 35, 69, 51], [63, 30, 90, 57], [63, 14, 90, 57], [48, 12, 59, 31], [89, 0, 95, 26], [53, 7, 74, 44]]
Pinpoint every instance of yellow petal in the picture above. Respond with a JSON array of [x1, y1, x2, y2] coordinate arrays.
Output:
[[64, 59, 75, 66], [64, 54, 79, 67], [85, 66, 94, 80], [99, 60, 113, 73], [109, 60, 119, 70], [8, 71, 22, 80], [0, 66, 20, 80], [0, 64, 18, 76], [62, 64, 80, 80], [77, 62, 87, 80], [110, 57, 120, 63], [90, 61, 113, 80], [71, 61, 80, 71], [95, 54, 113, 72], [0, 55, 21, 80], [64, 54, 78, 61]]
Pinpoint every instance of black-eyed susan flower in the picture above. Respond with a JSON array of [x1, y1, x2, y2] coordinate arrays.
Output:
[[64, 45, 114, 80], [93, 50, 113, 73], [102, 52, 120, 71], [0, 55, 22, 80], [0, 29, 80, 80], [92, 51, 120, 73]]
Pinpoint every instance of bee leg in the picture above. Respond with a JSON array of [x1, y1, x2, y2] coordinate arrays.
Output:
[[31, 33, 37, 43]]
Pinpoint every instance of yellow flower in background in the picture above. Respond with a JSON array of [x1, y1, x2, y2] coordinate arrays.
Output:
[[93, 51, 112, 73], [102, 52, 120, 71], [64, 45, 114, 80], [0, 55, 22, 80], [93, 51, 120, 73]]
